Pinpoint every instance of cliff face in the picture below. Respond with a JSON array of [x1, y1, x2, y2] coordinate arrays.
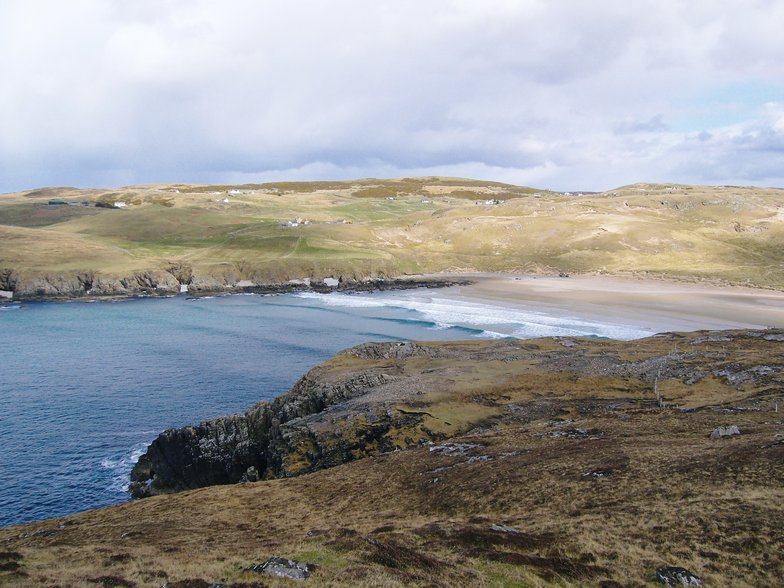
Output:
[[130, 331, 784, 498], [7, 270, 181, 298], [130, 339, 526, 497], [2, 267, 464, 301], [130, 368, 403, 497]]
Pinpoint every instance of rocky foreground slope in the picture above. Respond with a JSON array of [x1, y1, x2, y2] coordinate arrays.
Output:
[[2, 329, 783, 587]]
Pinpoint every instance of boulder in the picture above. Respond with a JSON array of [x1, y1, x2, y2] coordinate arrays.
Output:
[[240, 466, 260, 483], [709, 425, 740, 439], [247, 557, 312, 581], [655, 566, 702, 586]]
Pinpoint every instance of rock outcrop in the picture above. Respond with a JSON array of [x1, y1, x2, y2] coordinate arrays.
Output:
[[655, 566, 703, 586], [3, 268, 466, 301], [130, 330, 784, 498], [130, 364, 419, 497], [9, 270, 181, 298]]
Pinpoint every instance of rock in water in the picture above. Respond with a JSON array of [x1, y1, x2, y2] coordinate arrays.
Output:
[[655, 566, 703, 586]]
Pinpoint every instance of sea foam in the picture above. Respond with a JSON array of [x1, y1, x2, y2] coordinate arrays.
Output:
[[295, 291, 652, 340]]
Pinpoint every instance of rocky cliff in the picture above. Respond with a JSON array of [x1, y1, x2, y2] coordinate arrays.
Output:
[[130, 330, 784, 498], [129, 366, 402, 496], [1, 267, 464, 301]]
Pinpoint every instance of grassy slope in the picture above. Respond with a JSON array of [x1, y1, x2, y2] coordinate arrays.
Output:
[[1, 179, 782, 289], [1, 329, 782, 587]]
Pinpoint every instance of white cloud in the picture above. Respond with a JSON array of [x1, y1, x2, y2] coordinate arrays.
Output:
[[0, 0, 782, 191]]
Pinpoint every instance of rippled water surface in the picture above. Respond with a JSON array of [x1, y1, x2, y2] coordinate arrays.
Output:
[[0, 289, 651, 527]]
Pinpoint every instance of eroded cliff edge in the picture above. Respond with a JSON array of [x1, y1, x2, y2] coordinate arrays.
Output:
[[130, 329, 784, 498], [0, 267, 466, 301]]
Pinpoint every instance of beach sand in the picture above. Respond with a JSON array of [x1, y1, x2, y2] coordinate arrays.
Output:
[[431, 273, 784, 334]]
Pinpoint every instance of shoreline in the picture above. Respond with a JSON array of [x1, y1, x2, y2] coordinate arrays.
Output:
[[0, 275, 473, 304], [430, 272, 784, 333], [4, 268, 783, 302], [5, 270, 784, 334]]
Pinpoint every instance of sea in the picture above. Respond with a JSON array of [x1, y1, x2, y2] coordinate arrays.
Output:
[[0, 288, 652, 527]]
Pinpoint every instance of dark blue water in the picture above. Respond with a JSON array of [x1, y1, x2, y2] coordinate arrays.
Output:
[[0, 292, 506, 527], [0, 289, 652, 527]]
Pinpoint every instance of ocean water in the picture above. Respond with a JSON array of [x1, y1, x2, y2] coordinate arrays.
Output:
[[0, 289, 652, 527]]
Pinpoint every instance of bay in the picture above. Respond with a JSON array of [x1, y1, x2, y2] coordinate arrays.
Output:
[[0, 289, 651, 527]]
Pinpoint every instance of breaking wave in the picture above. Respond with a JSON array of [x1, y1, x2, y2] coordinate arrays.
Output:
[[295, 291, 652, 340]]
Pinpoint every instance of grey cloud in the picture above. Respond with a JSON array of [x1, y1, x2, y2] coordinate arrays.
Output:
[[1, 0, 783, 193]]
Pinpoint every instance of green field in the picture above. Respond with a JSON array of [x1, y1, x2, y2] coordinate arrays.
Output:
[[1, 178, 783, 294]]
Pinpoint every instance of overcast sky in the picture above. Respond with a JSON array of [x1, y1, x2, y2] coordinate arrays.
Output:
[[1, 0, 783, 192]]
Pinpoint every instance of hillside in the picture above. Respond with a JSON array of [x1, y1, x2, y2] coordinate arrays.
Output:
[[1, 178, 783, 297], [1, 329, 782, 587]]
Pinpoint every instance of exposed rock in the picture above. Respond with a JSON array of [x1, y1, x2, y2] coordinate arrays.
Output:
[[246, 557, 312, 581], [0, 268, 18, 292], [14, 272, 96, 297], [166, 262, 194, 285], [129, 330, 784, 498], [655, 566, 703, 586], [690, 335, 732, 344], [713, 365, 777, 385], [581, 469, 612, 479], [489, 524, 522, 534], [129, 367, 403, 497], [119, 271, 179, 294], [544, 419, 575, 427], [546, 428, 603, 439], [5, 268, 468, 301], [240, 466, 259, 483], [709, 425, 740, 439], [428, 442, 482, 456]]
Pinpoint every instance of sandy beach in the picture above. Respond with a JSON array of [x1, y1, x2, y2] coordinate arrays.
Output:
[[431, 273, 784, 334]]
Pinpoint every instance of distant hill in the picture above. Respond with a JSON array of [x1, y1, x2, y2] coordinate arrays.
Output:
[[1, 178, 783, 297]]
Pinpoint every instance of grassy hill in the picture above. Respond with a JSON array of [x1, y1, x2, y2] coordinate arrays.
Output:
[[1, 178, 783, 295]]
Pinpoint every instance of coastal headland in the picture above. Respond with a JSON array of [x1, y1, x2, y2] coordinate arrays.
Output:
[[2, 328, 783, 586]]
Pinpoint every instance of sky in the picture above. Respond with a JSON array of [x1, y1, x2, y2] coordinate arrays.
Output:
[[1, 0, 783, 192]]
